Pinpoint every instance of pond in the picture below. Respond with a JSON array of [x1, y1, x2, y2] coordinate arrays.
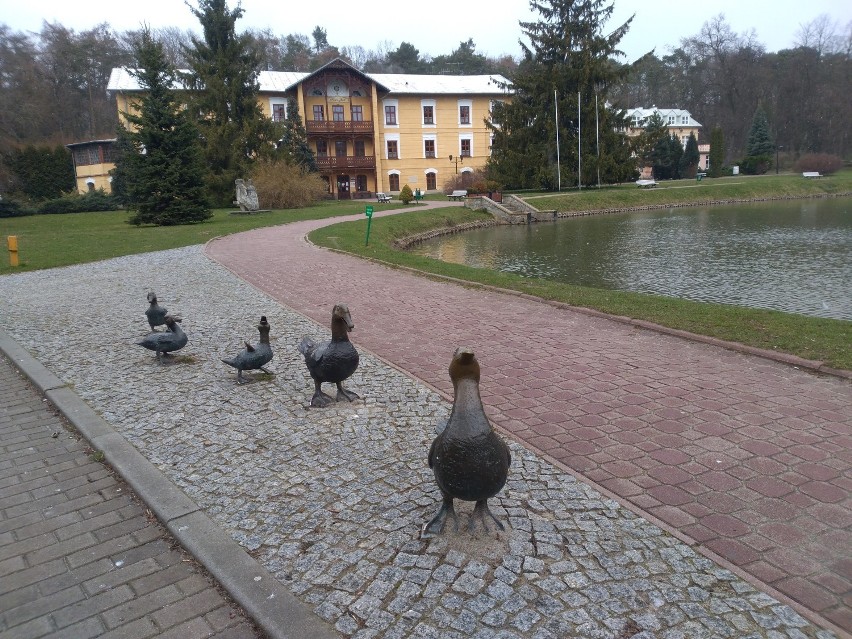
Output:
[[409, 198, 852, 321]]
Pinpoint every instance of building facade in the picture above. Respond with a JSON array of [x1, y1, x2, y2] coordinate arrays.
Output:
[[105, 58, 510, 199], [66, 139, 116, 194], [623, 107, 708, 177]]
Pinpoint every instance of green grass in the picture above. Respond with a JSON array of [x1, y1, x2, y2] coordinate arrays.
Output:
[[0, 200, 391, 274], [309, 202, 852, 372], [519, 170, 852, 212], [2, 173, 850, 370]]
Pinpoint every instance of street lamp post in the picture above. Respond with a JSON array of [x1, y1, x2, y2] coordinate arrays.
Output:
[[449, 154, 459, 175]]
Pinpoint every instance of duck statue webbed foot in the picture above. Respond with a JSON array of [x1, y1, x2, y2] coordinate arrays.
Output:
[[298, 304, 360, 408], [423, 348, 511, 538]]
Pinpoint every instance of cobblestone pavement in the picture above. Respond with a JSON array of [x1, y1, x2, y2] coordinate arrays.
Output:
[[0, 212, 846, 638], [0, 354, 262, 639]]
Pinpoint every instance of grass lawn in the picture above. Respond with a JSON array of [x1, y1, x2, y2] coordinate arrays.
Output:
[[2, 172, 850, 370]]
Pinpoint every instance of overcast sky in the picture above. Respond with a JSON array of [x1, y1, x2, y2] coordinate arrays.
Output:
[[1, 0, 850, 63]]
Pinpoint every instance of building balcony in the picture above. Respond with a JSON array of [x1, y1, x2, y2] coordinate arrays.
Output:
[[315, 155, 376, 171], [306, 120, 374, 135]]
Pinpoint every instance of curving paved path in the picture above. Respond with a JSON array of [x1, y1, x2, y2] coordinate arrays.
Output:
[[206, 201, 852, 634]]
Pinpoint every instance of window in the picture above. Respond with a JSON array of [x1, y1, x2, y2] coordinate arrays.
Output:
[[459, 105, 470, 124], [272, 103, 286, 122], [388, 174, 400, 191], [667, 115, 675, 125], [313, 105, 324, 121], [426, 172, 436, 190], [335, 140, 347, 157], [385, 105, 397, 125], [387, 140, 398, 159], [332, 105, 344, 121], [354, 140, 365, 157], [424, 139, 435, 158], [351, 105, 363, 121], [356, 175, 367, 192], [423, 105, 434, 124], [316, 140, 328, 157], [460, 139, 471, 157]]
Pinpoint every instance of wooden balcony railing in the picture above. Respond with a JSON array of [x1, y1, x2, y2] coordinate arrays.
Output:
[[315, 155, 376, 171], [306, 120, 374, 135]]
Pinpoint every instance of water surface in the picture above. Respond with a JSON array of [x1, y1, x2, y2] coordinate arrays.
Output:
[[409, 198, 852, 320]]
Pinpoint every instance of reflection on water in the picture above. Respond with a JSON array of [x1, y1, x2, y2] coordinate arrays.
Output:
[[409, 199, 852, 320]]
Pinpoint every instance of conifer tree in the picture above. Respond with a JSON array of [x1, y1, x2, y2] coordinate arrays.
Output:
[[182, 0, 277, 205], [111, 28, 210, 226], [679, 132, 700, 178], [277, 98, 316, 171], [746, 104, 774, 157], [708, 126, 725, 177], [487, 0, 635, 189]]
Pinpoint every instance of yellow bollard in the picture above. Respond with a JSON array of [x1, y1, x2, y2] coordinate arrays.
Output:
[[7, 235, 19, 267]]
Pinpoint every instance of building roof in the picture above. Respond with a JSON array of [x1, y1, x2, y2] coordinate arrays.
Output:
[[626, 107, 702, 128], [108, 65, 510, 96]]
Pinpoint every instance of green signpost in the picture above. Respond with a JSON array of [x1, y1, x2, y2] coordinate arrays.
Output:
[[365, 205, 374, 246]]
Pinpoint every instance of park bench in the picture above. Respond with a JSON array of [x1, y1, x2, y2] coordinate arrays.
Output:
[[376, 192, 392, 203], [802, 172, 822, 178], [636, 179, 657, 188], [448, 190, 467, 200]]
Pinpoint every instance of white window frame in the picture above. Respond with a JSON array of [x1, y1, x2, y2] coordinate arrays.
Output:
[[421, 99, 437, 127], [458, 99, 473, 127], [458, 134, 473, 158], [423, 134, 437, 159], [269, 98, 288, 122], [383, 99, 400, 128], [385, 133, 401, 160]]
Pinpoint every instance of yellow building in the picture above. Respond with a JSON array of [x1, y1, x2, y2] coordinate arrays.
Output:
[[105, 58, 511, 199], [623, 106, 705, 178], [66, 139, 116, 194]]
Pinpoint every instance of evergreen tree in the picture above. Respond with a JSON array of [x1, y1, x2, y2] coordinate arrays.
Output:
[[679, 132, 700, 177], [487, 0, 635, 190], [746, 104, 774, 157], [708, 126, 725, 177], [182, 0, 278, 205], [8, 145, 75, 200], [650, 134, 682, 180], [277, 98, 316, 171], [111, 28, 210, 226], [635, 111, 668, 167]]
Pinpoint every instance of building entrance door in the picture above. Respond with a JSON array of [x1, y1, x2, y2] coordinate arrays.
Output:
[[337, 174, 351, 200]]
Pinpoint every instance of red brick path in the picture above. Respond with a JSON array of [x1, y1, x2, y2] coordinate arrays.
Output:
[[206, 203, 852, 634]]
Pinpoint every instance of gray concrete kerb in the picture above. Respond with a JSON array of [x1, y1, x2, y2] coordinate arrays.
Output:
[[0, 327, 338, 639]]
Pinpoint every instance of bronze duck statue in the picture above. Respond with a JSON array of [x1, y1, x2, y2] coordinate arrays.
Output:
[[145, 291, 168, 331], [423, 347, 511, 537], [221, 316, 273, 384], [298, 304, 359, 407], [137, 315, 187, 363]]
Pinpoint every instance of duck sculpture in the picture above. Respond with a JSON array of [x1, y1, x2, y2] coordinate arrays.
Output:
[[423, 347, 511, 537], [298, 304, 359, 407], [221, 316, 273, 384], [137, 315, 187, 363], [145, 291, 168, 331]]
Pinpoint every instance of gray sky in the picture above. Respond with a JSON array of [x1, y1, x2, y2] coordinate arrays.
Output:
[[1, 0, 850, 62]]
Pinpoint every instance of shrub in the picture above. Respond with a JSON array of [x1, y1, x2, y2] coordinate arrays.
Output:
[[0, 197, 32, 218], [795, 153, 843, 175], [739, 154, 772, 175], [399, 184, 414, 204], [442, 168, 502, 195], [38, 190, 119, 214], [250, 159, 327, 209]]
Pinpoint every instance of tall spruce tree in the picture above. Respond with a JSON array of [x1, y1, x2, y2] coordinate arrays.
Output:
[[487, 0, 635, 189], [746, 104, 774, 157], [182, 0, 277, 205], [111, 28, 210, 226]]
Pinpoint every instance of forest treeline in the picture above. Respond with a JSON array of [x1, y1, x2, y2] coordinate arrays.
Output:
[[0, 11, 849, 189]]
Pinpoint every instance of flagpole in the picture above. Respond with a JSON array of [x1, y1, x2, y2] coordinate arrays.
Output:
[[555, 90, 561, 191], [577, 91, 581, 190]]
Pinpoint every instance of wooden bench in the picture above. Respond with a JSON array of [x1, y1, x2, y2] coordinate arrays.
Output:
[[448, 190, 467, 201], [636, 179, 658, 188], [802, 172, 823, 178], [376, 192, 392, 203]]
